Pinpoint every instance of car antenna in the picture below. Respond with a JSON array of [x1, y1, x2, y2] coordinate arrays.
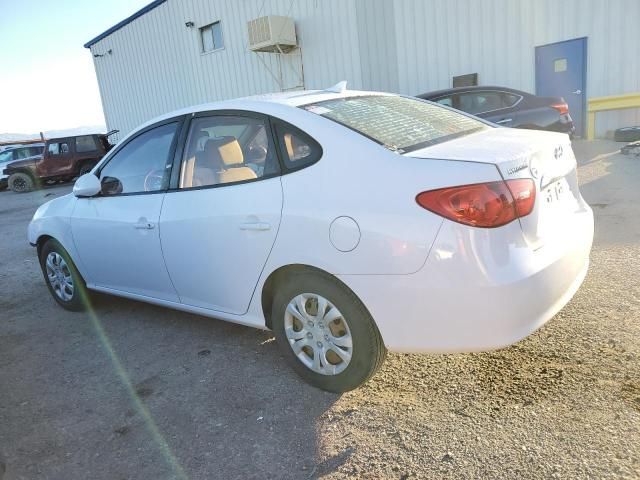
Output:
[[325, 81, 348, 93]]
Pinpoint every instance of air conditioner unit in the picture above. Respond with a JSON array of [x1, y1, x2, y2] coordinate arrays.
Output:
[[248, 16, 297, 53]]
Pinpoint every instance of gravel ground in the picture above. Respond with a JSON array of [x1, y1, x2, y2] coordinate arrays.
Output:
[[0, 140, 639, 479]]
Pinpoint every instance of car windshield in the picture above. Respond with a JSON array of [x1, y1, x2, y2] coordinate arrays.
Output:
[[302, 95, 488, 153]]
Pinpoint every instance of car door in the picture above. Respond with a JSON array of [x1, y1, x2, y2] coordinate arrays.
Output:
[[160, 112, 283, 315], [44, 139, 74, 176], [71, 118, 184, 302]]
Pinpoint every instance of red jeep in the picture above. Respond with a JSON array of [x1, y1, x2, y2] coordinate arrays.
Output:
[[4, 132, 116, 193]]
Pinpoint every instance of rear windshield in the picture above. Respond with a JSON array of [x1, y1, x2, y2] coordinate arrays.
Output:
[[302, 95, 488, 153]]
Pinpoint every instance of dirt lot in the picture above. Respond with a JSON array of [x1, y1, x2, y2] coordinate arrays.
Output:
[[0, 140, 639, 479]]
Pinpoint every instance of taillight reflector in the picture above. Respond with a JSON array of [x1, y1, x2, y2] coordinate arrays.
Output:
[[416, 179, 535, 228]]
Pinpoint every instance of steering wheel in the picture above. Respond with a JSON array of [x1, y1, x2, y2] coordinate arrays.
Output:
[[144, 170, 165, 192]]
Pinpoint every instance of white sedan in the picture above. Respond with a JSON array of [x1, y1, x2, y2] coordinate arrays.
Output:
[[28, 86, 593, 392]]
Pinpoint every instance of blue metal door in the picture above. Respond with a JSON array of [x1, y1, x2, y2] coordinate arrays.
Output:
[[536, 37, 587, 137]]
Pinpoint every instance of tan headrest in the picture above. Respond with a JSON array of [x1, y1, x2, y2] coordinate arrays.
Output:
[[218, 138, 244, 166], [200, 139, 224, 170], [284, 133, 295, 159]]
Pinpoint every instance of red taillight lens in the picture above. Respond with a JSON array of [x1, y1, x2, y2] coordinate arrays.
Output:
[[551, 102, 569, 115], [416, 179, 535, 228], [505, 178, 536, 217]]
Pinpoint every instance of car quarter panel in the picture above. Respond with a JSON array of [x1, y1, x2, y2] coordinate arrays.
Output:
[[339, 205, 593, 353], [256, 106, 504, 276]]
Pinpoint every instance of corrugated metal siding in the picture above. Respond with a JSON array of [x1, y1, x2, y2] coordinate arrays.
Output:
[[91, 0, 364, 140], [91, 0, 640, 139], [393, 0, 640, 136]]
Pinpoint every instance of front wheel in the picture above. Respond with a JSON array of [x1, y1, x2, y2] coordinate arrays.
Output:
[[39, 239, 89, 311], [8, 172, 34, 193], [271, 271, 386, 392]]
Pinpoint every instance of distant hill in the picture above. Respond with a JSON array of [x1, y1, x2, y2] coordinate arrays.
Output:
[[0, 125, 107, 143]]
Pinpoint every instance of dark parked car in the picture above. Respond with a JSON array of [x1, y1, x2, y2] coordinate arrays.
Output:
[[0, 144, 44, 189], [4, 133, 116, 193], [417, 86, 575, 136]]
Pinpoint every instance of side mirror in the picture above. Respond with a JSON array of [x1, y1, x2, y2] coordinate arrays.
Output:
[[73, 173, 101, 198]]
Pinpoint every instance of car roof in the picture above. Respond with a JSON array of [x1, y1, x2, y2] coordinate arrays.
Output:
[[128, 88, 392, 139], [418, 85, 530, 98], [2, 143, 43, 151]]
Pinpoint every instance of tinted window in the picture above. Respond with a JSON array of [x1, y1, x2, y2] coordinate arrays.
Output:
[[458, 92, 505, 114], [274, 122, 322, 169], [99, 122, 178, 195], [0, 151, 13, 163], [180, 115, 279, 189], [75, 135, 99, 153], [434, 96, 453, 107], [457, 91, 521, 114], [502, 93, 520, 108], [14, 148, 32, 160], [303, 95, 486, 152]]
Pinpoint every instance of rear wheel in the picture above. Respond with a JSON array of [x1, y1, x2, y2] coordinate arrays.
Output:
[[8, 172, 34, 193], [271, 270, 386, 392], [39, 239, 89, 311]]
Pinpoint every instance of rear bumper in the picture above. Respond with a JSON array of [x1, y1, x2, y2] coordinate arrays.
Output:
[[339, 207, 594, 353]]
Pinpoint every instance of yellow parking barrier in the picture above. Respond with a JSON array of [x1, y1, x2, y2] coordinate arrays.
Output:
[[587, 92, 640, 140]]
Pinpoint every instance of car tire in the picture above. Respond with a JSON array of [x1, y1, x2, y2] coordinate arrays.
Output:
[[271, 270, 386, 392], [8, 172, 34, 193], [39, 239, 90, 311], [614, 126, 640, 143]]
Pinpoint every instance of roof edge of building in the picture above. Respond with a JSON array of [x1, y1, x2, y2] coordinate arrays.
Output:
[[83, 0, 167, 49]]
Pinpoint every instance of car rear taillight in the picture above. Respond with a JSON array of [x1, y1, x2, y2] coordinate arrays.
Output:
[[551, 102, 569, 115], [416, 179, 536, 228]]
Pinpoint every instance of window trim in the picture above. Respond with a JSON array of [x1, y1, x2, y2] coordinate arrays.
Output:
[[199, 20, 225, 55], [168, 109, 283, 193], [271, 119, 324, 172], [92, 116, 187, 198]]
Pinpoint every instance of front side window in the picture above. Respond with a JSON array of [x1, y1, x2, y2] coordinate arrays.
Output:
[[0, 151, 12, 163], [200, 21, 223, 53], [75, 135, 99, 153], [180, 115, 279, 189], [48, 142, 69, 156], [303, 95, 487, 153], [99, 122, 178, 195]]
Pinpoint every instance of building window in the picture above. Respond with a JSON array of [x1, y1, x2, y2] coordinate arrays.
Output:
[[200, 21, 223, 53]]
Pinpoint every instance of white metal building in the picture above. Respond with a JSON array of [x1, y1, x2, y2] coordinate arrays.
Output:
[[85, 0, 640, 141]]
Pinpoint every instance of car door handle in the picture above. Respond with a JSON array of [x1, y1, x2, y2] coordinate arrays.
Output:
[[134, 221, 155, 230], [239, 222, 271, 231], [496, 118, 513, 124], [572, 89, 582, 95]]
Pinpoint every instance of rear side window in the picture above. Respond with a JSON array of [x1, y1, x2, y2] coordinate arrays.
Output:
[[303, 95, 486, 153], [273, 122, 322, 169], [75, 135, 99, 153]]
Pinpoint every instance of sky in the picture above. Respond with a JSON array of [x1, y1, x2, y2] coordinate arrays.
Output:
[[0, 0, 150, 134]]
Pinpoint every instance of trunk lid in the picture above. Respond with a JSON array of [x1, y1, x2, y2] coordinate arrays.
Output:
[[406, 128, 584, 249]]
